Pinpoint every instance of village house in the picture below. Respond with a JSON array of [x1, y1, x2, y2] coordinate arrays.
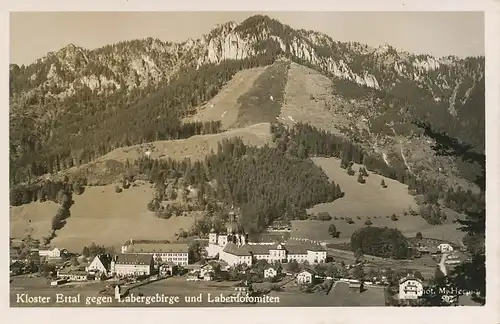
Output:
[[263, 266, 278, 279], [296, 269, 316, 285], [159, 261, 178, 276], [398, 275, 424, 300], [234, 281, 252, 297], [186, 270, 201, 281], [57, 269, 89, 282], [86, 254, 113, 278], [39, 247, 67, 259], [10, 261, 23, 276], [286, 243, 327, 264], [111, 253, 154, 277], [121, 240, 189, 266], [437, 243, 454, 254]]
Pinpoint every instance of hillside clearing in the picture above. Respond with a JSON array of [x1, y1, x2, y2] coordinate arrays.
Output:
[[11, 184, 201, 253], [96, 123, 272, 163], [292, 157, 463, 243], [233, 60, 290, 128], [10, 201, 60, 241], [183, 67, 267, 130], [280, 62, 349, 135]]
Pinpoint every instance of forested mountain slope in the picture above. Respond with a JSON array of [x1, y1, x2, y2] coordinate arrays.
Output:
[[10, 14, 484, 197]]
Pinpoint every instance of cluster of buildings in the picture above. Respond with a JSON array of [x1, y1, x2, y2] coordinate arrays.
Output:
[[206, 212, 327, 267]]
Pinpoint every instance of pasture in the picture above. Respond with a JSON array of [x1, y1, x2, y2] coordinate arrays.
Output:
[[293, 157, 463, 244]]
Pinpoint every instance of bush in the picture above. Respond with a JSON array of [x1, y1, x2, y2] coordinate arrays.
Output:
[[115, 187, 123, 193], [357, 173, 366, 184], [391, 214, 398, 221], [347, 168, 356, 176], [345, 217, 355, 224], [364, 220, 373, 226], [317, 212, 332, 221], [415, 232, 423, 240]]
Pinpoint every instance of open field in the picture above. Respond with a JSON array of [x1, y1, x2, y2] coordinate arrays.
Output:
[[292, 157, 463, 244], [51, 184, 200, 252], [96, 122, 272, 164], [10, 184, 201, 253], [328, 282, 386, 306], [183, 67, 267, 130], [10, 201, 60, 242]]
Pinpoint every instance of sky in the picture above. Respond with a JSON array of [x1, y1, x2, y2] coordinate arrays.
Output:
[[10, 11, 485, 65]]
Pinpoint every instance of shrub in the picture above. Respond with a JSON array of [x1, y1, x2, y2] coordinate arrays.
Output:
[[317, 212, 332, 221], [415, 232, 423, 240], [357, 173, 366, 184], [391, 214, 398, 221], [115, 187, 123, 193], [364, 220, 373, 226], [347, 168, 355, 176]]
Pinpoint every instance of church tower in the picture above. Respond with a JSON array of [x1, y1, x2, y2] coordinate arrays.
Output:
[[209, 226, 217, 245]]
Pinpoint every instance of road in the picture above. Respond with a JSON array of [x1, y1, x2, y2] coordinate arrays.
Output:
[[439, 253, 449, 276]]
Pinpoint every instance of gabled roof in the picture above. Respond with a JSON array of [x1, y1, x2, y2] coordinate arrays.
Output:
[[223, 243, 251, 256], [285, 242, 326, 254], [298, 268, 316, 275], [95, 254, 112, 269], [125, 243, 188, 254], [399, 275, 423, 285], [115, 253, 153, 265]]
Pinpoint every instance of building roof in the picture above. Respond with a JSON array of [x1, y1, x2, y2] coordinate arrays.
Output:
[[122, 239, 172, 247], [125, 243, 189, 254], [115, 253, 153, 265], [223, 243, 251, 256], [285, 242, 325, 254], [95, 254, 112, 269], [298, 268, 316, 275], [246, 244, 276, 255], [399, 275, 423, 285]]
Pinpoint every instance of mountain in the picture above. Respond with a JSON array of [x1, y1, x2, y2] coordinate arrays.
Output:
[[9, 15, 484, 188]]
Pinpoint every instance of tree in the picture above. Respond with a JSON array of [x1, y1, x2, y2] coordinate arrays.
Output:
[[415, 232, 423, 240], [69, 256, 79, 267], [188, 240, 206, 264], [328, 224, 339, 238], [381, 179, 387, 188], [357, 173, 366, 184], [353, 264, 365, 281], [351, 226, 410, 259], [354, 249, 364, 262], [287, 260, 300, 273], [447, 207, 485, 305]]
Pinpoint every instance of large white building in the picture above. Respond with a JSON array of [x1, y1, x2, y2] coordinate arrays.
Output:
[[208, 229, 327, 266], [111, 253, 154, 277], [39, 247, 66, 258], [398, 275, 424, 300], [121, 240, 189, 266], [206, 210, 326, 267]]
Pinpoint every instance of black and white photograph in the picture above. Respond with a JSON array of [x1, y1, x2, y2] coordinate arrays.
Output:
[[7, 8, 490, 313]]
